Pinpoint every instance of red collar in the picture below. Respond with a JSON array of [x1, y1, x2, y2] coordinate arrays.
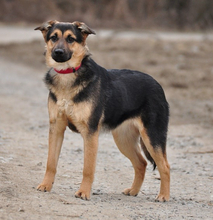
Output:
[[54, 64, 81, 74]]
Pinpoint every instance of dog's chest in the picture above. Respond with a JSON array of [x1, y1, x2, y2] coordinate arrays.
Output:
[[57, 98, 73, 113], [54, 89, 82, 120], [46, 71, 93, 126], [52, 86, 91, 125], [47, 72, 77, 109], [56, 97, 92, 128]]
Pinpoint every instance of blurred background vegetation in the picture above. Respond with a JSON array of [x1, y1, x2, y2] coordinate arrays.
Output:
[[1, 0, 213, 30]]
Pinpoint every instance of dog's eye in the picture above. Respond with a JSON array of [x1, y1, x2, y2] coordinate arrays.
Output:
[[50, 35, 58, 43], [67, 35, 75, 43]]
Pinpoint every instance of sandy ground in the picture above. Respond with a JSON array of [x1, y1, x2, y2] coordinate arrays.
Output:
[[0, 26, 213, 219]]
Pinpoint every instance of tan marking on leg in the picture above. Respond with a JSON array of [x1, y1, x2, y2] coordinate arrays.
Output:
[[75, 131, 99, 200], [112, 119, 147, 196], [139, 124, 170, 202], [37, 98, 67, 192]]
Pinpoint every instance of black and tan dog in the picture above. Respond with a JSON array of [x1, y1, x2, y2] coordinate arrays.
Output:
[[35, 21, 170, 202]]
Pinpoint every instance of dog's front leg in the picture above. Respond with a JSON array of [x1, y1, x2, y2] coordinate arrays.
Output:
[[75, 131, 99, 200], [37, 98, 67, 192]]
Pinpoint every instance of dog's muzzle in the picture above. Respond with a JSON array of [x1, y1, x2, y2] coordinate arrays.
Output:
[[52, 48, 72, 63]]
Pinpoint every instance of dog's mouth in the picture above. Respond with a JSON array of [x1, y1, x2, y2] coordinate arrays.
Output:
[[51, 49, 72, 63]]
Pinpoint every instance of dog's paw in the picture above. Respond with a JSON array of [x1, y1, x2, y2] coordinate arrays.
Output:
[[37, 182, 53, 192], [155, 194, 169, 202], [122, 188, 139, 197], [75, 190, 90, 200]]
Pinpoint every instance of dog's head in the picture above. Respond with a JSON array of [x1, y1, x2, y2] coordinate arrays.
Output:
[[35, 21, 95, 70]]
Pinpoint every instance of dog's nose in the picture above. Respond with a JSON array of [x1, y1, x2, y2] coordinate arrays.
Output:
[[52, 48, 71, 62], [54, 49, 64, 55]]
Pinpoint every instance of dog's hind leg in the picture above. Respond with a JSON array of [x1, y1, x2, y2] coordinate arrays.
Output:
[[112, 120, 147, 196], [139, 124, 170, 202]]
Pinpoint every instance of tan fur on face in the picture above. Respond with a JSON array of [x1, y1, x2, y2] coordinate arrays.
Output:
[[63, 30, 77, 40], [45, 29, 89, 70]]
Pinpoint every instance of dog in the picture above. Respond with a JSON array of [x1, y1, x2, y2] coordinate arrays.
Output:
[[35, 21, 170, 202]]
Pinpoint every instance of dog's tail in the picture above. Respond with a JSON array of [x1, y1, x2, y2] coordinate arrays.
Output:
[[140, 138, 156, 170]]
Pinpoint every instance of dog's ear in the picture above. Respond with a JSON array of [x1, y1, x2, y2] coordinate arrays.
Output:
[[73, 21, 96, 39], [35, 20, 58, 42]]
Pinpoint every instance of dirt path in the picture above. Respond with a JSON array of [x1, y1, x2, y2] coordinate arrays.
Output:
[[0, 27, 213, 219]]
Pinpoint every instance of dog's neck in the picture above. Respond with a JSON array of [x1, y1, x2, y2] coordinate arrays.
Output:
[[54, 64, 81, 74]]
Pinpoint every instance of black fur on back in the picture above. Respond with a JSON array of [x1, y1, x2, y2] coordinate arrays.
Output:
[[77, 56, 169, 166]]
